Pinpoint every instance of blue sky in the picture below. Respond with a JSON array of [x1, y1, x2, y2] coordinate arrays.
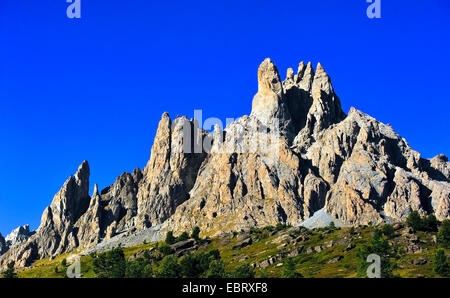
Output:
[[0, 0, 449, 236]]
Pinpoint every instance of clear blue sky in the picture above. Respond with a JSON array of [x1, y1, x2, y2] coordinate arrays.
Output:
[[1, 0, 449, 236]]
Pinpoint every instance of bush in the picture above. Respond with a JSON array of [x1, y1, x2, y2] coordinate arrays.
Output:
[[231, 263, 255, 278], [328, 221, 336, 230], [204, 259, 227, 278], [437, 220, 450, 248], [125, 258, 153, 278], [165, 231, 176, 245], [422, 215, 439, 232], [406, 211, 422, 231], [177, 231, 190, 242], [433, 249, 449, 277], [191, 226, 201, 241], [93, 246, 126, 278], [178, 249, 222, 278], [1, 263, 18, 279], [258, 268, 269, 278], [158, 255, 181, 278], [382, 224, 395, 239], [275, 222, 290, 232], [282, 258, 302, 278], [157, 255, 181, 278], [357, 229, 396, 278], [406, 211, 440, 232], [158, 242, 174, 256], [61, 258, 67, 267]]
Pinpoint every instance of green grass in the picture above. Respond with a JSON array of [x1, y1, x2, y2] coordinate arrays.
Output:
[[15, 225, 450, 278]]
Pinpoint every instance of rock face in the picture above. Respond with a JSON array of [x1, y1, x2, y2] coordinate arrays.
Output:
[[136, 113, 208, 229], [251, 58, 293, 136], [0, 161, 91, 268], [37, 160, 91, 256], [99, 169, 142, 238], [1, 57, 449, 269], [5, 225, 35, 249], [0, 233, 7, 256]]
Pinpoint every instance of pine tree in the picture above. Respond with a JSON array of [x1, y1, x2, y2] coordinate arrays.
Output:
[[2, 263, 18, 279], [204, 259, 227, 278], [382, 224, 395, 239], [157, 255, 181, 278], [282, 258, 302, 278], [433, 249, 449, 277], [231, 263, 255, 278], [125, 258, 153, 278], [357, 229, 396, 278], [406, 211, 422, 231], [93, 246, 126, 278], [191, 226, 201, 241], [176, 231, 189, 242], [165, 231, 176, 245], [437, 220, 450, 248]]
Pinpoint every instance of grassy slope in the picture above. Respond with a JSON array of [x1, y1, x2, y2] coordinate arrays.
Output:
[[16, 225, 448, 278]]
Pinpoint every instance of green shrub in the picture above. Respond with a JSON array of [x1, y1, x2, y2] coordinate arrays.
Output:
[[165, 231, 176, 245], [125, 258, 153, 278], [406, 211, 423, 231], [1, 263, 18, 279], [158, 242, 174, 256], [433, 249, 449, 277], [191, 226, 201, 241], [275, 222, 290, 232], [93, 246, 126, 278], [179, 249, 222, 278], [177, 231, 190, 242], [204, 259, 227, 278], [357, 229, 396, 278], [157, 255, 181, 278], [231, 263, 255, 278], [282, 258, 302, 278], [328, 221, 336, 230], [437, 220, 450, 248], [422, 215, 439, 232], [382, 224, 395, 239]]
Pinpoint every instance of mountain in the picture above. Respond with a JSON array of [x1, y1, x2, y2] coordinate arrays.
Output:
[[4, 225, 35, 249], [0, 225, 35, 258], [1, 58, 449, 269]]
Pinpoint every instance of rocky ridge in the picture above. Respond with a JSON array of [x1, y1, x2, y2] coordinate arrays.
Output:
[[1, 58, 449, 269]]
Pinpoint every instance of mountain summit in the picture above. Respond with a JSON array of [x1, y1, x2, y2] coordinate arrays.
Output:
[[1, 58, 449, 269]]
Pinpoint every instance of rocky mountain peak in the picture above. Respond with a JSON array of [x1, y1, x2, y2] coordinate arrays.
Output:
[[75, 160, 90, 185], [5, 225, 34, 249], [312, 62, 333, 98], [257, 58, 283, 96], [294, 61, 305, 83], [251, 58, 293, 137], [93, 183, 99, 197]]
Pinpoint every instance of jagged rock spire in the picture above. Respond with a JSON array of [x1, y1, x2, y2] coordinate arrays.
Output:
[[37, 160, 91, 255], [312, 62, 333, 98], [294, 61, 306, 83], [136, 111, 208, 229], [250, 58, 293, 136], [256, 58, 283, 96], [299, 62, 314, 91]]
